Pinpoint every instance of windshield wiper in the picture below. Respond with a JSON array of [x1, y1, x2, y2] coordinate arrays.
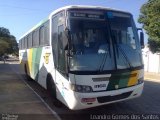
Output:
[[98, 42, 111, 72], [98, 51, 108, 72], [117, 45, 133, 69], [111, 32, 132, 69]]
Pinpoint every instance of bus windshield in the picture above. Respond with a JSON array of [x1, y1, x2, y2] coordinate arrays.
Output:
[[68, 11, 143, 72]]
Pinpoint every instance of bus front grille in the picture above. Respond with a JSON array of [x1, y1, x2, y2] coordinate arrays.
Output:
[[97, 91, 132, 103]]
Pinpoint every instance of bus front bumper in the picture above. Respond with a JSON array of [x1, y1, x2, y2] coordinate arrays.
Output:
[[66, 83, 144, 110]]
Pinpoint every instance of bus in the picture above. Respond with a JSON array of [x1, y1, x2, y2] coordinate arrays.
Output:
[[19, 5, 144, 110]]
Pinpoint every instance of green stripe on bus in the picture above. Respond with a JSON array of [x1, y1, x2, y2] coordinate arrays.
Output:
[[118, 72, 130, 88], [35, 47, 42, 81], [107, 72, 131, 90], [32, 48, 42, 79], [107, 74, 120, 90]]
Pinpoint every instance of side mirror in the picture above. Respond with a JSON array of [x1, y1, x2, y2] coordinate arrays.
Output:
[[140, 32, 144, 49], [137, 28, 144, 49]]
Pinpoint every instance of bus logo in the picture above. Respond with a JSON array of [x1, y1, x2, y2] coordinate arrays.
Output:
[[44, 53, 50, 64]]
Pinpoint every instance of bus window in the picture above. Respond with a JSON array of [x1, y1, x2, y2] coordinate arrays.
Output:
[[52, 16, 58, 68], [57, 25, 66, 74], [44, 21, 50, 45], [32, 30, 39, 47], [28, 33, 32, 48], [24, 37, 27, 49], [27, 36, 29, 48], [39, 26, 44, 46]]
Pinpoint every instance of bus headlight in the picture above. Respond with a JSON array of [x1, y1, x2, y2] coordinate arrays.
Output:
[[69, 84, 93, 93], [138, 77, 144, 84]]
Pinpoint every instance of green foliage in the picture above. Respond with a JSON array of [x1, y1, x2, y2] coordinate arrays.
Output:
[[148, 39, 160, 53], [0, 27, 10, 37], [138, 0, 160, 53], [0, 40, 9, 56], [0, 27, 18, 56]]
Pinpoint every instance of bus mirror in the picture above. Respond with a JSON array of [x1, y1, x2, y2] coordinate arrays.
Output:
[[137, 28, 144, 49], [140, 32, 144, 49]]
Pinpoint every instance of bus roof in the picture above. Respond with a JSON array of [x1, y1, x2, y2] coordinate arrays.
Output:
[[19, 5, 130, 40], [49, 5, 131, 18]]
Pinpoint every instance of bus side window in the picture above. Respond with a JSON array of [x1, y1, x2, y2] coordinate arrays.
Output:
[[28, 33, 32, 48], [52, 16, 58, 68], [21, 40, 23, 49], [44, 21, 50, 45], [32, 29, 39, 47], [39, 26, 44, 46], [32, 31, 36, 47], [57, 25, 66, 74], [27, 36, 29, 49], [24, 37, 27, 49]]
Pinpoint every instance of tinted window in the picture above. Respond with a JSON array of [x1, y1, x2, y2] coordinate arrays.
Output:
[[24, 37, 27, 49], [39, 26, 44, 46], [52, 16, 58, 68], [52, 11, 67, 75], [108, 12, 142, 68], [57, 25, 66, 73], [21, 39, 24, 49], [28, 33, 32, 48], [32, 29, 39, 47], [44, 21, 50, 45]]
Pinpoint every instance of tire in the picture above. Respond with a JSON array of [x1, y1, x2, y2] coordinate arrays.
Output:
[[24, 65, 32, 81], [47, 75, 63, 107], [47, 75, 57, 99]]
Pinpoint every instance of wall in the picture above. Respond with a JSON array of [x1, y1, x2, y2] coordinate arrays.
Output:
[[142, 46, 160, 73]]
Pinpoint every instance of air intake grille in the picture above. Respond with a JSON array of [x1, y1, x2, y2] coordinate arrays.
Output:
[[97, 91, 132, 103]]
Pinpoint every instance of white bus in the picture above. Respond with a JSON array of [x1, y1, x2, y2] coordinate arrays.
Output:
[[19, 5, 144, 110]]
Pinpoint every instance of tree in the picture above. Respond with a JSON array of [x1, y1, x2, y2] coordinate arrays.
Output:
[[0, 40, 9, 56], [138, 0, 160, 53], [0, 27, 18, 56], [7, 35, 19, 55], [0, 27, 10, 37]]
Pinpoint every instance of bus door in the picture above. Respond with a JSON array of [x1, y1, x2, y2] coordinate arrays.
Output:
[[52, 11, 69, 100]]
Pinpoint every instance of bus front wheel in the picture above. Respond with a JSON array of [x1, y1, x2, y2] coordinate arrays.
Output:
[[47, 75, 57, 99], [47, 75, 63, 107]]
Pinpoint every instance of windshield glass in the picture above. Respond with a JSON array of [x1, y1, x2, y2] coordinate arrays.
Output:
[[107, 12, 143, 69], [68, 11, 143, 72]]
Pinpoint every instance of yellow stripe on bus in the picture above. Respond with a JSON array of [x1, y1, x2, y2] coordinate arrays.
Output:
[[28, 49, 33, 77], [127, 70, 139, 86]]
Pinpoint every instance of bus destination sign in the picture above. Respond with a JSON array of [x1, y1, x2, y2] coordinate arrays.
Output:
[[70, 12, 104, 20]]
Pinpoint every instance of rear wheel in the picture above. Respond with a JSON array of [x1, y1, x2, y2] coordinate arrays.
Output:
[[24, 64, 32, 81]]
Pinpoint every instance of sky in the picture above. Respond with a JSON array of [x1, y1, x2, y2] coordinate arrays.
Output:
[[0, 0, 148, 43]]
